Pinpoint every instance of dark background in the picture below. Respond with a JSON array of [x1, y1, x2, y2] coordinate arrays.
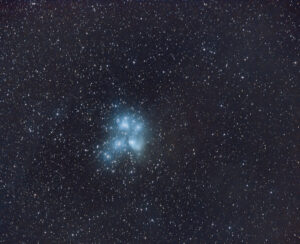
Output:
[[0, 0, 299, 243]]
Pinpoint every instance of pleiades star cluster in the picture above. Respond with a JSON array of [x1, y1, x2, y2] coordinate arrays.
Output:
[[1, 0, 299, 243], [99, 112, 147, 167]]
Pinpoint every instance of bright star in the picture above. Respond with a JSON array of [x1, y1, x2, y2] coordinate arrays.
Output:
[[113, 138, 126, 150]]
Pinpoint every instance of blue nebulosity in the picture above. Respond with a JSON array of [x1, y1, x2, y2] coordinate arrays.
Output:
[[100, 113, 146, 164]]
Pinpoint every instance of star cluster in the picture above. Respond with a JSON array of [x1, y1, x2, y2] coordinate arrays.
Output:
[[100, 114, 146, 165]]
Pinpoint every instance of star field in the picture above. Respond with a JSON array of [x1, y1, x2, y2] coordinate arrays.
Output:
[[0, 0, 299, 243]]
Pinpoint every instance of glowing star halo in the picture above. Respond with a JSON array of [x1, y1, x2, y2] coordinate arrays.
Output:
[[119, 118, 129, 130], [128, 137, 143, 151]]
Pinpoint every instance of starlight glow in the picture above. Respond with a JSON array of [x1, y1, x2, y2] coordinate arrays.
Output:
[[128, 137, 143, 151]]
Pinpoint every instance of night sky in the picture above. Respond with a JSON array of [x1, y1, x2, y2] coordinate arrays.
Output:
[[1, 0, 300, 243]]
